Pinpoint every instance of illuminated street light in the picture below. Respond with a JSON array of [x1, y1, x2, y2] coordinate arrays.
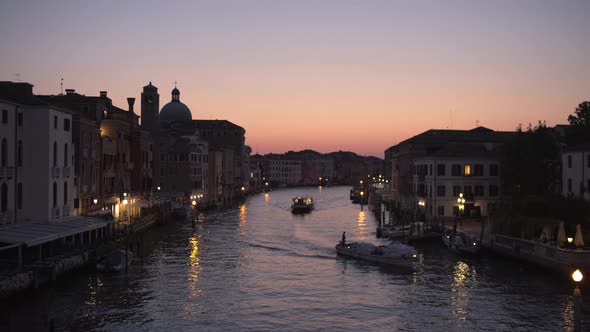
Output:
[[572, 269, 583, 332]]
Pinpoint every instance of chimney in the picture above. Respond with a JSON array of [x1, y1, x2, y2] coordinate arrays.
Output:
[[65, 89, 75, 95], [127, 97, 135, 114], [100, 91, 107, 98]]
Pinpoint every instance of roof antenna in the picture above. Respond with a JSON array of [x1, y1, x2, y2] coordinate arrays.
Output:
[[174, 80, 177, 88], [60, 78, 64, 95], [476, 120, 479, 127]]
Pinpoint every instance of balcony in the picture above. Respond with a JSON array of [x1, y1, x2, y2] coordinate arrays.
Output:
[[52, 207, 60, 219], [63, 205, 70, 216], [0, 211, 15, 225], [83, 148, 88, 157], [126, 162, 134, 171], [0, 167, 15, 179], [82, 185, 87, 193], [51, 167, 60, 178], [63, 166, 71, 178]]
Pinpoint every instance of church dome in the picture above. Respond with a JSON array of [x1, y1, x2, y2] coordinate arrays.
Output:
[[159, 86, 192, 122]]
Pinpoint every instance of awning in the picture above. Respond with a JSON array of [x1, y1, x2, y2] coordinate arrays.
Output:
[[134, 199, 150, 208], [0, 216, 113, 247]]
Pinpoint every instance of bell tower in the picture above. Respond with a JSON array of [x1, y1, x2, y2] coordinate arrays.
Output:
[[140, 82, 160, 133]]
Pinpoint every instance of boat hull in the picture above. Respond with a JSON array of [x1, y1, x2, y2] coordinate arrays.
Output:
[[335, 243, 418, 270]]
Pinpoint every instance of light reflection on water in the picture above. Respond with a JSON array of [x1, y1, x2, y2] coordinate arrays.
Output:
[[1, 186, 588, 332]]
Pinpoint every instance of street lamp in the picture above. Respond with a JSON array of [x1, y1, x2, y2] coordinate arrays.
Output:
[[360, 191, 364, 211], [93, 198, 98, 205], [572, 269, 583, 332], [457, 193, 465, 216]]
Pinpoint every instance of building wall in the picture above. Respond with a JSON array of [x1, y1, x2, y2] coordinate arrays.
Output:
[[21, 106, 75, 221], [562, 150, 590, 200], [413, 157, 500, 219], [268, 159, 302, 185], [0, 100, 18, 225]]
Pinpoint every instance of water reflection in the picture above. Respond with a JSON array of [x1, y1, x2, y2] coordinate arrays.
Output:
[[239, 204, 247, 228], [264, 192, 270, 203], [357, 210, 368, 241], [451, 261, 473, 321], [186, 233, 202, 299]]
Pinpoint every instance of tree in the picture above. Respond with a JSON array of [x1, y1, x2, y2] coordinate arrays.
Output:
[[568, 101, 590, 128], [566, 101, 590, 144]]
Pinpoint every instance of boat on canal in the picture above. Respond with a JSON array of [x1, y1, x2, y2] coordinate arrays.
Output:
[[442, 228, 481, 255], [335, 241, 419, 269], [291, 196, 314, 214], [96, 249, 133, 272]]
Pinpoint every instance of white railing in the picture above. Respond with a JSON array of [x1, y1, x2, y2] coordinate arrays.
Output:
[[0, 211, 14, 225], [52, 167, 60, 178], [52, 208, 60, 218], [63, 166, 70, 178], [63, 205, 70, 216]]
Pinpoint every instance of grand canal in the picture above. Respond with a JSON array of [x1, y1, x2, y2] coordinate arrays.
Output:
[[2, 186, 588, 331]]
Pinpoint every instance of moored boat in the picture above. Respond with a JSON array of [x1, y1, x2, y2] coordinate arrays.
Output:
[[442, 228, 481, 255], [96, 249, 133, 272], [291, 196, 314, 214], [335, 241, 419, 270]]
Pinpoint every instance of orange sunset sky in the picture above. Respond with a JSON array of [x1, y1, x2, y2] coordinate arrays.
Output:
[[1, 0, 589, 157]]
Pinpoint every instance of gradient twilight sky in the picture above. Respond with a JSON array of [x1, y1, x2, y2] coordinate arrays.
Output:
[[1, 0, 589, 157]]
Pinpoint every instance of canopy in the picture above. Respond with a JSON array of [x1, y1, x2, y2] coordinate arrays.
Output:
[[574, 224, 585, 247]]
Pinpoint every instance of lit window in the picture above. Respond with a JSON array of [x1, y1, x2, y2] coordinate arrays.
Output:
[[464, 164, 472, 176]]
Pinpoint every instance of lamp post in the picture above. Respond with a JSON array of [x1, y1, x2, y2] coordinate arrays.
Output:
[[122, 198, 129, 274], [360, 191, 364, 211], [191, 198, 197, 228], [573, 269, 583, 332], [457, 193, 465, 227]]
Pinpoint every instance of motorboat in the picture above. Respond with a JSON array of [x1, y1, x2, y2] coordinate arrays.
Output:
[[335, 241, 419, 270], [376, 222, 424, 239], [442, 228, 481, 255], [291, 196, 314, 214], [96, 249, 133, 272]]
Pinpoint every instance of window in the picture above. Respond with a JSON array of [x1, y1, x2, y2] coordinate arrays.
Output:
[[489, 185, 499, 197], [17, 140, 22, 167], [53, 141, 58, 167], [587, 155, 590, 168], [474, 164, 484, 176], [453, 185, 461, 196], [437, 164, 445, 176], [53, 182, 57, 208], [17, 183, 22, 209], [490, 164, 499, 176], [568, 155, 572, 168], [64, 118, 70, 131], [64, 143, 68, 166], [1, 110, 7, 124], [17, 112, 23, 126], [464, 164, 472, 176], [463, 185, 473, 195], [64, 181, 68, 203], [1, 139, 6, 166], [452, 164, 461, 176], [429, 164, 432, 176], [54, 116, 58, 129], [438, 206, 444, 216], [568, 179, 572, 192], [437, 185, 446, 197], [474, 185, 484, 196]]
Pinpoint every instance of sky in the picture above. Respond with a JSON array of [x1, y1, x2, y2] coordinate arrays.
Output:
[[1, 0, 589, 157]]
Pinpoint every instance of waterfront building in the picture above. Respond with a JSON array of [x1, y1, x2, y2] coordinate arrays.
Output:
[[38, 89, 107, 216], [266, 156, 302, 186], [0, 82, 76, 223], [562, 143, 590, 200], [412, 142, 502, 222], [385, 127, 513, 210]]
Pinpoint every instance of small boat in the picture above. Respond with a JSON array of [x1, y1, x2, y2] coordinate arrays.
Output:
[[335, 241, 419, 270], [376, 222, 424, 239], [96, 249, 133, 272], [291, 196, 314, 214], [442, 228, 481, 255]]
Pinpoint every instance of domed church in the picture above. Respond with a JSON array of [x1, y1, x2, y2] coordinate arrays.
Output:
[[159, 85, 192, 122]]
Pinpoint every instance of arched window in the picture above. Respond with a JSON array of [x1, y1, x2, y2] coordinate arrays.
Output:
[[1, 139, 7, 167], [64, 181, 68, 204], [17, 182, 22, 210], [17, 140, 22, 167], [52, 182, 57, 208], [1, 183, 7, 212], [64, 143, 68, 167], [53, 141, 57, 167]]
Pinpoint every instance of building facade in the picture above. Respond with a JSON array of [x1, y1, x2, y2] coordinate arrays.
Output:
[[562, 143, 590, 200]]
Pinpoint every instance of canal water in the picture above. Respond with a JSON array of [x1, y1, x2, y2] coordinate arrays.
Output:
[[2, 186, 588, 331]]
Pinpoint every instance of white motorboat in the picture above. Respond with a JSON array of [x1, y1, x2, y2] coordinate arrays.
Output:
[[442, 229, 481, 255], [335, 241, 419, 270], [291, 196, 314, 214], [377, 222, 424, 239]]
